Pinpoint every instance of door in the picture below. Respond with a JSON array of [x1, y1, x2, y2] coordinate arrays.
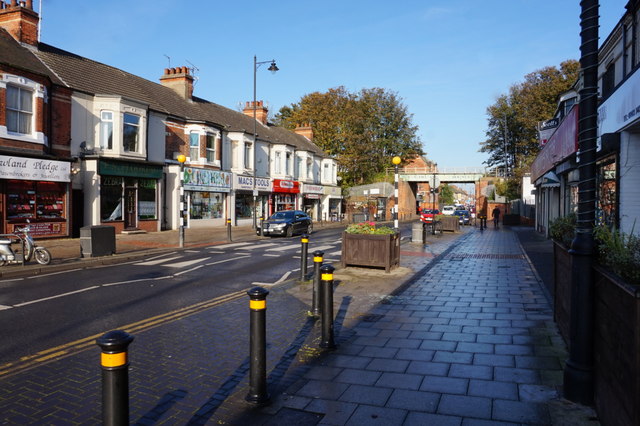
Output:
[[124, 187, 137, 229]]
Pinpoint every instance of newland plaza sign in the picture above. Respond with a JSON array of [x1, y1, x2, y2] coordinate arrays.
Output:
[[0, 155, 70, 182]]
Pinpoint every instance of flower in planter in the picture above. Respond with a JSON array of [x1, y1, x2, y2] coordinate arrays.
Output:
[[345, 221, 396, 235]]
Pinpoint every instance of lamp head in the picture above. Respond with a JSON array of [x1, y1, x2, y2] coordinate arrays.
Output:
[[177, 154, 187, 164], [268, 61, 279, 73], [392, 156, 401, 166]]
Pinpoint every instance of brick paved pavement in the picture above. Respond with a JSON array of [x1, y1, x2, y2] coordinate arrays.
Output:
[[0, 224, 599, 424]]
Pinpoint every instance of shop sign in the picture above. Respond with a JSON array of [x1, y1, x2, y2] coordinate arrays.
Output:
[[303, 184, 323, 194], [183, 168, 231, 192], [305, 194, 321, 199], [234, 175, 271, 191], [530, 107, 579, 182], [273, 179, 299, 193], [99, 159, 163, 179], [9, 221, 65, 236], [323, 185, 342, 196], [0, 155, 70, 182], [598, 68, 640, 137]]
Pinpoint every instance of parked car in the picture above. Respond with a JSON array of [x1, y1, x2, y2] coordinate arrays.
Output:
[[420, 208, 440, 223], [256, 210, 313, 237], [442, 206, 456, 215], [453, 209, 470, 225]]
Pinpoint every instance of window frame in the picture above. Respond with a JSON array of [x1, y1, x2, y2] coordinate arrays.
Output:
[[123, 113, 141, 153], [189, 131, 200, 161], [6, 83, 34, 135], [205, 133, 216, 163], [100, 110, 114, 150]]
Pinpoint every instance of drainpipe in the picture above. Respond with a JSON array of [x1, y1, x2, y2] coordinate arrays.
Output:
[[563, 0, 598, 405]]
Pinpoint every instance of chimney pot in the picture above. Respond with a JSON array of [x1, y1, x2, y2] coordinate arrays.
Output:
[[11, 0, 18, 7], [164, 68, 170, 75], [182, 66, 188, 74], [26, 0, 32, 9]]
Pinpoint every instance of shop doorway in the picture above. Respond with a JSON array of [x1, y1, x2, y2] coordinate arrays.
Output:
[[124, 187, 137, 229], [71, 189, 84, 238]]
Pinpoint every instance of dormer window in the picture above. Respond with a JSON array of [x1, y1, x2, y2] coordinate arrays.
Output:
[[6, 84, 33, 135], [123, 113, 140, 152]]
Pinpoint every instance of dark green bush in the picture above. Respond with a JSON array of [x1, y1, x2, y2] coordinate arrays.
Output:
[[549, 214, 576, 249], [593, 225, 640, 286]]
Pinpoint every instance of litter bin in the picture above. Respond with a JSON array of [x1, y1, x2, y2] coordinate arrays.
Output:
[[80, 225, 116, 257], [412, 222, 424, 244]]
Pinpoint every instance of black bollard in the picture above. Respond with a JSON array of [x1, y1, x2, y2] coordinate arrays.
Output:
[[96, 330, 134, 426], [310, 250, 324, 317], [319, 264, 336, 350], [300, 234, 309, 280], [245, 287, 270, 404], [227, 218, 232, 242]]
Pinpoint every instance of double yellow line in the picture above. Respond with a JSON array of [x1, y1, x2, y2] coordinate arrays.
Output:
[[0, 289, 247, 378]]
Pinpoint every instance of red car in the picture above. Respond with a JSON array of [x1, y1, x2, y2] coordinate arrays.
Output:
[[420, 208, 440, 223]]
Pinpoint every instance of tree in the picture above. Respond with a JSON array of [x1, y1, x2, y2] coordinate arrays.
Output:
[[439, 184, 454, 206], [275, 86, 423, 187], [480, 60, 580, 179]]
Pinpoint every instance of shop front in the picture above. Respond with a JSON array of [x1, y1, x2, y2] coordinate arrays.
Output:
[[233, 175, 271, 225], [324, 185, 343, 222], [0, 155, 71, 237], [183, 167, 231, 227], [302, 183, 323, 220], [97, 159, 163, 233], [271, 179, 299, 214]]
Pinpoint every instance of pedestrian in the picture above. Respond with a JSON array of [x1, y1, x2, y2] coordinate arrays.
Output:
[[492, 206, 501, 228], [477, 196, 488, 230]]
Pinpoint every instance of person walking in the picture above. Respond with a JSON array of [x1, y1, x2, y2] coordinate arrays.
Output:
[[492, 206, 501, 228]]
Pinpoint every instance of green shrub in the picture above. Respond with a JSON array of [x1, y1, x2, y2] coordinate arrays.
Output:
[[549, 214, 576, 248], [345, 221, 396, 235], [593, 225, 640, 286]]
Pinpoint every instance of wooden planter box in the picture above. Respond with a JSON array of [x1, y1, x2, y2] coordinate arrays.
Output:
[[553, 241, 572, 344], [439, 216, 460, 232], [341, 231, 400, 273], [593, 266, 640, 426]]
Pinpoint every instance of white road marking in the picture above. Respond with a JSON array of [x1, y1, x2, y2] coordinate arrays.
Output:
[[266, 244, 299, 252], [309, 245, 336, 252], [14, 286, 100, 307], [263, 254, 280, 257], [205, 255, 249, 266], [103, 276, 173, 287], [135, 255, 182, 266], [0, 305, 13, 310], [165, 258, 209, 268], [252, 270, 292, 286], [211, 242, 252, 249], [236, 243, 277, 250]]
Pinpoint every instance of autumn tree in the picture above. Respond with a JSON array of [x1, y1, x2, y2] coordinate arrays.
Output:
[[275, 86, 423, 186], [480, 60, 580, 178]]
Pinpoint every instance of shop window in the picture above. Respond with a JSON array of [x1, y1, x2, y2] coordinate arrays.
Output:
[[236, 193, 253, 219], [123, 113, 140, 152], [6, 180, 66, 221], [138, 179, 157, 220], [100, 111, 114, 150], [190, 131, 200, 160], [206, 134, 216, 163], [597, 159, 617, 228], [101, 176, 124, 221], [6, 84, 33, 135], [190, 192, 223, 219]]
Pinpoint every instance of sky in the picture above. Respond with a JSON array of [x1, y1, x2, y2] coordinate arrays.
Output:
[[36, 0, 628, 169]]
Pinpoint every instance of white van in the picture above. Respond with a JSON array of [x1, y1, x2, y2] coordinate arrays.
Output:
[[442, 206, 455, 215]]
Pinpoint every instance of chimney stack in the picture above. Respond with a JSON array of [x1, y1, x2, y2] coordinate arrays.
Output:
[[294, 123, 314, 141], [242, 100, 269, 125], [159, 66, 194, 100], [0, 0, 39, 46]]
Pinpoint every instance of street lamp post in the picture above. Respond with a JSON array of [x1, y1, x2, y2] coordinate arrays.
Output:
[[177, 154, 187, 248], [392, 156, 401, 230], [252, 55, 279, 229], [432, 162, 437, 212]]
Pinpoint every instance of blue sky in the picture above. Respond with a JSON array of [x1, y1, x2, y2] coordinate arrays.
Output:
[[38, 0, 627, 169]]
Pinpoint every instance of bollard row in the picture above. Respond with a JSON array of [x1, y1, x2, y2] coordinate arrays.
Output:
[[96, 235, 338, 416]]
